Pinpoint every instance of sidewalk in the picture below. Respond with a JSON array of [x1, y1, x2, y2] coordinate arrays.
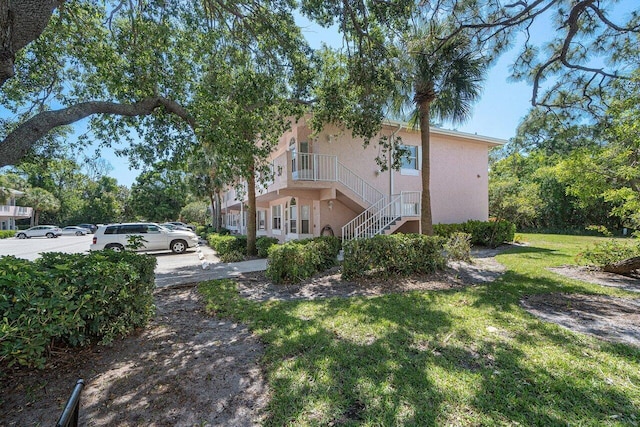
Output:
[[155, 244, 268, 288]]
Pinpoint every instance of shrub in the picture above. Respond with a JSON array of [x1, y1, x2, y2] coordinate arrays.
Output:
[[0, 230, 15, 239], [208, 234, 247, 256], [576, 239, 640, 268], [444, 232, 472, 262], [256, 236, 279, 258], [0, 251, 156, 368], [342, 234, 446, 280], [292, 236, 342, 269], [434, 220, 515, 248], [220, 250, 246, 263], [266, 236, 341, 284]]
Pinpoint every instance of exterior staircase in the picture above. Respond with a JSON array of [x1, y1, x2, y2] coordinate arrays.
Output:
[[268, 151, 421, 240], [341, 191, 421, 240], [293, 153, 421, 240]]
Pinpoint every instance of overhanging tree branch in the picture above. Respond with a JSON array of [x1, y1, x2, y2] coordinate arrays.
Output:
[[0, 97, 196, 167]]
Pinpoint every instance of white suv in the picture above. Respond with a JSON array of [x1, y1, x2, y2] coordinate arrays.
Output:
[[90, 223, 199, 254]]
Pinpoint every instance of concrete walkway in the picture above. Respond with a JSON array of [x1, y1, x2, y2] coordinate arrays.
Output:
[[155, 244, 267, 288]]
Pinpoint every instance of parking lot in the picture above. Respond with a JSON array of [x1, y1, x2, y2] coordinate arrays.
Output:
[[0, 233, 94, 261], [0, 234, 267, 286], [0, 233, 203, 266]]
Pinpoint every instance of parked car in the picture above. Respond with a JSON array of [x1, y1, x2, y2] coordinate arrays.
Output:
[[15, 225, 62, 239], [61, 226, 89, 236], [90, 222, 199, 254], [161, 222, 194, 233], [77, 223, 98, 233], [167, 221, 196, 232]]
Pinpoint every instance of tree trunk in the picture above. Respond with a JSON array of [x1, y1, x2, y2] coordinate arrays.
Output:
[[602, 256, 640, 274], [215, 191, 222, 231], [246, 163, 257, 256], [418, 100, 433, 235], [1, 0, 65, 87], [0, 97, 195, 167], [208, 190, 215, 230]]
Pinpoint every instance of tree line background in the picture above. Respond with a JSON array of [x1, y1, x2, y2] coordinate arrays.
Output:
[[1, 0, 639, 244]]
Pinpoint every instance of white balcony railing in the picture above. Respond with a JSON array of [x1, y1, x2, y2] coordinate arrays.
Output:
[[0, 205, 33, 218]]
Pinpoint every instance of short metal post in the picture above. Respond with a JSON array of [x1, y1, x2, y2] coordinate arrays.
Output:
[[55, 379, 84, 427]]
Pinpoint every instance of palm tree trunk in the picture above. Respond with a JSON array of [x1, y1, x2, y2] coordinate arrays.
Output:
[[419, 100, 434, 235]]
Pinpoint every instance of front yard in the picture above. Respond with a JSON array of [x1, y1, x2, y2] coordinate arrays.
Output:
[[202, 233, 640, 425], [2, 234, 639, 425]]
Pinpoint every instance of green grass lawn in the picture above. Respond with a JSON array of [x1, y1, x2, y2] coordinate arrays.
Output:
[[199, 234, 640, 426]]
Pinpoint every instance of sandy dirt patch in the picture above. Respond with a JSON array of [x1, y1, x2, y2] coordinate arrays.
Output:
[[1, 286, 268, 427], [521, 293, 640, 347], [549, 265, 640, 293]]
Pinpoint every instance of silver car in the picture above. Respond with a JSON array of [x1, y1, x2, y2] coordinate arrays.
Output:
[[15, 225, 62, 239], [61, 226, 89, 236]]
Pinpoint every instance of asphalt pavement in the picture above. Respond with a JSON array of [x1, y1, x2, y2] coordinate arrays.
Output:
[[0, 234, 267, 287], [154, 243, 268, 287]]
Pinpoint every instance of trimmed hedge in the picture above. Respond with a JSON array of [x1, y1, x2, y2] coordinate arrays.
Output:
[[433, 219, 515, 248], [208, 234, 247, 256], [0, 230, 15, 239], [0, 251, 156, 368], [342, 234, 446, 280], [266, 236, 341, 284], [256, 236, 279, 258]]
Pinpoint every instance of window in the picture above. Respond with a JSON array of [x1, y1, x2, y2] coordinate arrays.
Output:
[[300, 205, 310, 234], [289, 198, 297, 233], [399, 144, 419, 176], [272, 205, 282, 230], [257, 210, 266, 231], [400, 145, 418, 169]]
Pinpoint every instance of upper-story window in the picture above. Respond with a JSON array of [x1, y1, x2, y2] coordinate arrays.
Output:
[[399, 144, 420, 176]]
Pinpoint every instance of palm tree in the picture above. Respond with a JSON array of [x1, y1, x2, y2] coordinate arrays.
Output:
[[402, 24, 486, 235], [21, 187, 60, 225]]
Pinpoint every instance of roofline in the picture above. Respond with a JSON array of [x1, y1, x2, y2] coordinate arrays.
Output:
[[382, 119, 508, 147]]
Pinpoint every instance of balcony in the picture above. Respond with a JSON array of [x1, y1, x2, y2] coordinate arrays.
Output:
[[0, 205, 33, 218]]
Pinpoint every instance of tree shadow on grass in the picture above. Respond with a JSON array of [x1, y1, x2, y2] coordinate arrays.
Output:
[[257, 294, 453, 425], [252, 269, 640, 425]]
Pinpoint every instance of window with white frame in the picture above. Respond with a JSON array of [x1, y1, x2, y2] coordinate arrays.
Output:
[[272, 205, 282, 230], [289, 198, 297, 234], [300, 205, 310, 234], [399, 144, 420, 176], [257, 210, 266, 230]]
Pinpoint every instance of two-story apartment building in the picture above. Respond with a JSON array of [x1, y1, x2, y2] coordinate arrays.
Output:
[[0, 188, 33, 230], [220, 116, 505, 241]]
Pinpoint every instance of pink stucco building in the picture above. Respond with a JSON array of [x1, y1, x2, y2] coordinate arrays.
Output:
[[220, 116, 505, 241]]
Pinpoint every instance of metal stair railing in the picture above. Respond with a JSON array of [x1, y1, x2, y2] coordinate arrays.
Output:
[[342, 191, 421, 240]]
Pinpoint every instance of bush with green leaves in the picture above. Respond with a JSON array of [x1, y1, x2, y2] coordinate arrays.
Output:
[[576, 239, 640, 268], [266, 236, 341, 284], [444, 232, 472, 262], [0, 230, 15, 238], [256, 236, 279, 258], [342, 234, 446, 280], [434, 219, 515, 248], [0, 251, 156, 368], [220, 250, 246, 263], [207, 233, 247, 256]]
